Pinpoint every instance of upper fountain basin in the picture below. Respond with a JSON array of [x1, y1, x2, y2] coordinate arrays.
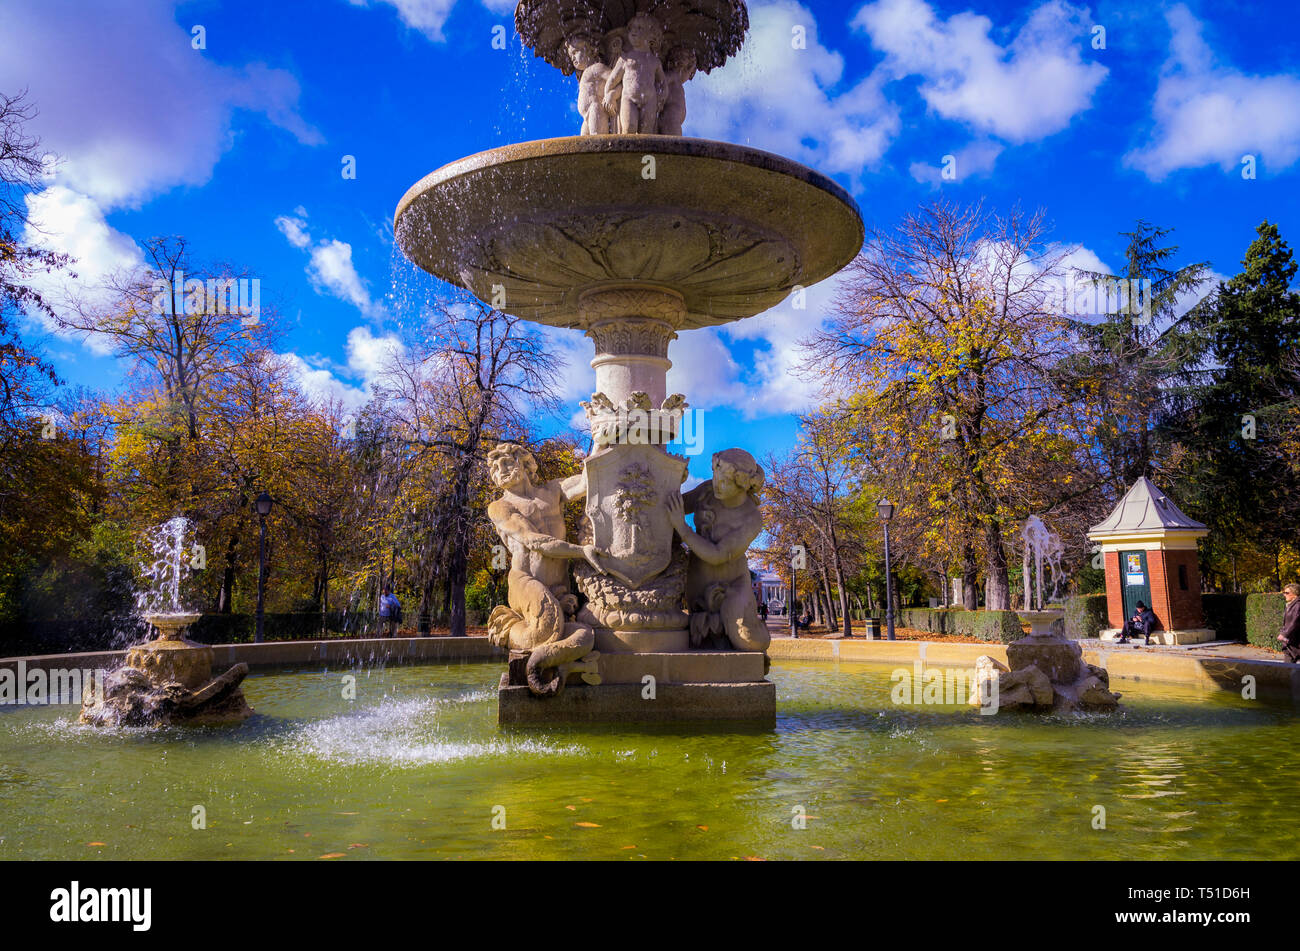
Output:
[[394, 136, 864, 330]]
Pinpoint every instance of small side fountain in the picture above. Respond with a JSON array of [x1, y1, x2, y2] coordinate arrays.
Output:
[[971, 517, 1121, 713], [81, 518, 253, 727]]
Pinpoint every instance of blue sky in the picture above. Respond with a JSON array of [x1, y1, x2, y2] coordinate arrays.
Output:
[[6, 0, 1299, 482]]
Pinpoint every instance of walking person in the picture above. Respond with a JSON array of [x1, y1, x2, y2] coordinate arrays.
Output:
[[378, 583, 402, 638], [1277, 583, 1300, 662]]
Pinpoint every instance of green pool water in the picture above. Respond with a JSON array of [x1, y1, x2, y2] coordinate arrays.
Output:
[[2, 660, 1297, 860]]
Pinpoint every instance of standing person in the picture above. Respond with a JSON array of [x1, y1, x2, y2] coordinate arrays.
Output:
[[378, 584, 402, 638], [1277, 583, 1300, 662], [758, 600, 768, 621]]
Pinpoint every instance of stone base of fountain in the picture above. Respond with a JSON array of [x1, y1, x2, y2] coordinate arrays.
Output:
[[80, 615, 254, 727], [971, 614, 1121, 713], [499, 650, 774, 725], [1099, 627, 1216, 646]]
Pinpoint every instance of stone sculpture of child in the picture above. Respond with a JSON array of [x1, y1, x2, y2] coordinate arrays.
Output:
[[604, 13, 665, 134], [658, 46, 697, 136], [666, 448, 771, 653], [568, 36, 615, 135]]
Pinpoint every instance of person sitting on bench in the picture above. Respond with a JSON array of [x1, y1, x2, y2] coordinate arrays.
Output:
[[1118, 601, 1156, 645]]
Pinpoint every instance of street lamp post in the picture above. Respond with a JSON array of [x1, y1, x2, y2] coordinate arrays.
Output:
[[789, 557, 798, 639], [877, 497, 896, 641], [254, 491, 273, 644]]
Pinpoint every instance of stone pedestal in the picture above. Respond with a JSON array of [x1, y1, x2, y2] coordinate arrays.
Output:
[[973, 630, 1121, 713], [1099, 627, 1217, 646], [501, 651, 773, 724], [125, 637, 215, 689], [80, 614, 253, 727], [499, 675, 775, 725]]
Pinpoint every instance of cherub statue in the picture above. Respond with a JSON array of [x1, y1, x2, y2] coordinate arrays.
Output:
[[604, 13, 666, 134], [666, 448, 770, 653], [658, 46, 697, 136], [485, 443, 608, 696], [568, 36, 615, 135]]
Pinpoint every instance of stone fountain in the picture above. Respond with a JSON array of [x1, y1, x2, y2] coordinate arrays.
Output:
[[81, 519, 252, 727], [395, 0, 862, 724], [971, 517, 1121, 713]]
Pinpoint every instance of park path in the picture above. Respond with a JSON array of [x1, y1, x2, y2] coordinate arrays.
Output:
[[762, 617, 1287, 664]]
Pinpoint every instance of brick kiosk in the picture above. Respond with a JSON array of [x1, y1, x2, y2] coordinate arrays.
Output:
[[1087, 477, 1215, 645]]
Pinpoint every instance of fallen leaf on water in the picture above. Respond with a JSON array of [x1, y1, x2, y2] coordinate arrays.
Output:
[[936, 799, 948, 803], [745, 856, 764, 861], [87, 842, 106, 847], [811, 845, 825, 851], [348, 843, 368, 849], [303, 833, 313, 837], [696, 825, 709, 831], [544, 835, 553, 840], [565, 805, 577, 811], [575, 822, 601, 828], [621, 845, 636, 850], [337, 812, 359, 816], [581, 798, 593, 803], [287, 849, 295, 853], [319, 852, 346, 860]]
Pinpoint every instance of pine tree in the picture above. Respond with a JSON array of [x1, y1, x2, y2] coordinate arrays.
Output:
[[1177, 222, 1300, 588]]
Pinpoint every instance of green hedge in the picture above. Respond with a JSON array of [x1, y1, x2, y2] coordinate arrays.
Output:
[[1246, 593, 1287, 651], [1201, 593, 1247, 642], [899, 608, 947, 634], [0, 609, 493, 656], [956, 610, 1026, 643], [893, 607, 1024, 642], [1063, 594, 1109, 639]]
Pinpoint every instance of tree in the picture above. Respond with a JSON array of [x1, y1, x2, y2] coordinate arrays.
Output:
[[1066, 220, 1209, 489], [378, 292, 563, 636], [1171, 221, 1300, 588], [762, 409, 863, 632], [809, 201, 1096, 610]]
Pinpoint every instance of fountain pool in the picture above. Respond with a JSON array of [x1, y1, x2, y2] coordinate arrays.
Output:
[[2, 661, 1297, 860]]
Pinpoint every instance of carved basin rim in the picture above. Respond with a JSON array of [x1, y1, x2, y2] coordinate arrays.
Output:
[[395, 136, 865, 329]]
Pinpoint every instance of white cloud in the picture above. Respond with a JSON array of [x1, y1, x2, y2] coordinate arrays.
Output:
[[722, 275, 850, 417], [280, 326, 405, 409], [275, 214, 311, 250], [666, 327, 748, 412], [539, 325, 597, 405], [309, 240, 373, 313], [346, 325, 406, 382], [20, 186, 144, 353], [348, 0, 513, 43], [277, 211, 378, 315], [855, 0, 1106, 143], [0, 0, 320, 211], [282, 352, 369, 409], [688, 0, 900, 178], [1126, 5, 1300, 179]]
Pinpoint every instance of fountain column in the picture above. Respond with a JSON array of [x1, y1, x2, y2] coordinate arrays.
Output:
[[580, 285, 683, 406]]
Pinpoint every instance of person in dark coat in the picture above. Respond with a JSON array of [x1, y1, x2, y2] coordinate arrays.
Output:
[[1277, 583, 1300, 662], [1118, 600, 1157, 645]]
